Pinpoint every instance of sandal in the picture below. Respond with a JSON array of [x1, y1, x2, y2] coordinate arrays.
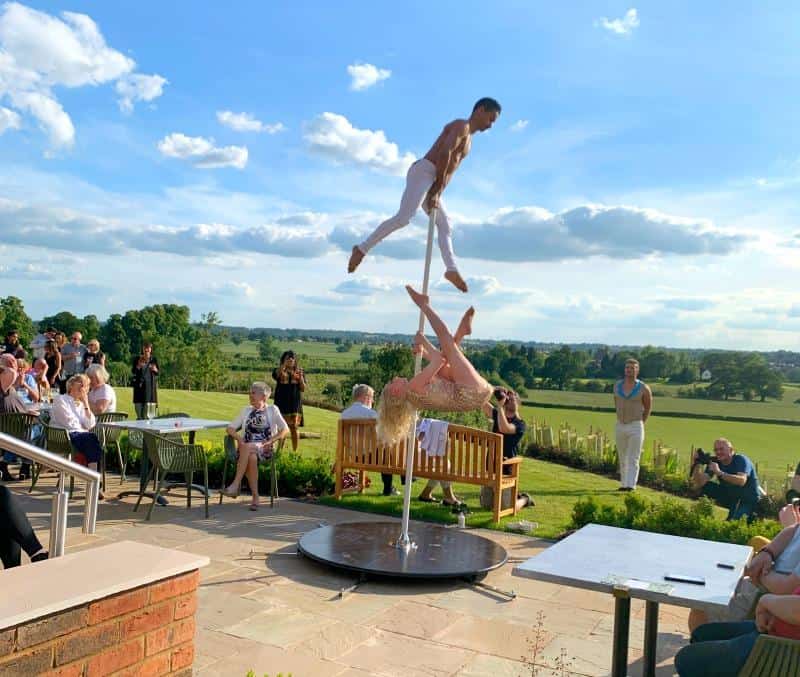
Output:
[[442, 499, 460, 507], [418, 495, 440, 503], [249, 503, 258, 511], [222, 486, 241, 498]]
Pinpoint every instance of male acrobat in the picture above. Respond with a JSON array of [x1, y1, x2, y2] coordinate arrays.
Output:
[[347, 97, 502, 293]]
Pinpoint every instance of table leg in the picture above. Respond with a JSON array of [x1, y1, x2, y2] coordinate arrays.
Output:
[[612, 587, 631, 677], [642, 600, 659, 677]]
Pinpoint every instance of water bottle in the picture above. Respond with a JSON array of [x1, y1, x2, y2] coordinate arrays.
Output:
[[457, 511, 466, 529]]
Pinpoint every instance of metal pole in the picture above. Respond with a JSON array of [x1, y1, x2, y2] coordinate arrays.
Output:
[[611, 586, 631, 677], [395, 207, 437, 550], [50, 473, 69, 558], [642, 600, 659, 677]]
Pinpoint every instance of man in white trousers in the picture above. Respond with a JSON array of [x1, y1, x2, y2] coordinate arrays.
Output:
[[613, 358, 652, 491], [347, 97, 502, 293]]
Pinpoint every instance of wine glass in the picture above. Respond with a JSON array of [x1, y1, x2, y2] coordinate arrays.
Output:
[[145, 402, 157, 423]]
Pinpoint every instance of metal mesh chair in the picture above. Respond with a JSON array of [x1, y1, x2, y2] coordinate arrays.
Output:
[[219, 434, 283, 508], [92, 412, 129, 488], [739, 634, 800, 676], [134, 431, 209, 520], [127, 412, 190, 491], [34, 423, 77, 496], [0, 412, 41, 481]]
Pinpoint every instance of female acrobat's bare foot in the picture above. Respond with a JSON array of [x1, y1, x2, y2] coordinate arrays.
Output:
[[444, 270, 468, 293], [405, 285, 429, 307], [454, 307, 475, 344], [347, 246, 365, 273]]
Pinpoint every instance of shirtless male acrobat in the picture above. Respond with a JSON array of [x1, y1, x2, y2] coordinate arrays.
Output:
[[347, 97, 502, 293]]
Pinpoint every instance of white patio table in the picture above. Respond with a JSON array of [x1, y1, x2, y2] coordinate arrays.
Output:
[[513, 523, 752, 677]]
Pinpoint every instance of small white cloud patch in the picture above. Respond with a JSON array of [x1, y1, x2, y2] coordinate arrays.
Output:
[[347, 62, 391, 91]]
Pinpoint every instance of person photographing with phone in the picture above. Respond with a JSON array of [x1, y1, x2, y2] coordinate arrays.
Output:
[[131, 342, 159, 420], [271, 350, 306, 451]]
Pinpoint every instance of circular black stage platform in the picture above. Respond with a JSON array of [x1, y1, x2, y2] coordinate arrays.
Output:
[[298, 521, 507, 580]]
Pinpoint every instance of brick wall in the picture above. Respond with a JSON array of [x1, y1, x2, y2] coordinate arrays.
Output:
[[0, 569, 199, 677]]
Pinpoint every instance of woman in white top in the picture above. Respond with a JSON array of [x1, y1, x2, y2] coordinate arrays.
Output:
[[222, 381, 288, 510], [51, 375, 105, 498], [86, 364, 117, 414]]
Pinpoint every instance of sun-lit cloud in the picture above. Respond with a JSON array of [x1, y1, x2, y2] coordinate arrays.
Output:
[[596, 8, 640, 36], [0, 105, 21, 133], [510, 119, 529, 132], [347, 62, 391, 91], [304, 112, 415, 175], [216, 110, 286, 134], [0, 2, 165, 148], [157, 133, 248, 169]]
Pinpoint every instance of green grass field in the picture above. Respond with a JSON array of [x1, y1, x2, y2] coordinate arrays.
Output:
[[220, 339, 363, 368], [111, 388, 715, 538], [525, 387, 800, 422], [522, 403, 799, 486]]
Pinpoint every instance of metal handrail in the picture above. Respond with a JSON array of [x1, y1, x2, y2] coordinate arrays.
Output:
[[0, 432, 100, 557]]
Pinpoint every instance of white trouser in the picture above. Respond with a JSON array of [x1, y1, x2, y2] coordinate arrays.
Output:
[[616, 421, 645, 488], [358, 158, 458, 272]]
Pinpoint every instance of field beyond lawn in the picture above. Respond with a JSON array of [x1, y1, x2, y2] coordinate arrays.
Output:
[[113, 388, 707, 539]]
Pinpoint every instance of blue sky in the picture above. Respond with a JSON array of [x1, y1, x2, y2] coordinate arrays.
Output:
[[1, 1, 799, 349]]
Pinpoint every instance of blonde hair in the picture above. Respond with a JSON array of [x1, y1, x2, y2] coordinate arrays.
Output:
[[66, 374, 89, 391], [376, 384, 416, 446], [87, 339, 100, 350], [86, 364, 109, 383], [250, 381, 271, 398]]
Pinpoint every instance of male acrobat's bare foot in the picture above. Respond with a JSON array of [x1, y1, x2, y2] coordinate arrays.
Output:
[[405, 285, 429, 307], [454, 306, 475, 343], [444, 270, 468, 293], [347, 246, 365, 273]]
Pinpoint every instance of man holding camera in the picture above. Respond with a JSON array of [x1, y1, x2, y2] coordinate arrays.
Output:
[[482, 388, 533, 511], [690, 437, 759, 522]]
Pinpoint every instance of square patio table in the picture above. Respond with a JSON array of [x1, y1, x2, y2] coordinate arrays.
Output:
[[512, 523, 752, 677], [105, 417, 228, 503]]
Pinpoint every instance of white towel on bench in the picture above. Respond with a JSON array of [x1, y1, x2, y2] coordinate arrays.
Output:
[[417, 418, 449, 457]]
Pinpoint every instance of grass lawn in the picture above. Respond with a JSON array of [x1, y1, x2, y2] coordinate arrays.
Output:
[[523, 404, 799, 486], [220, 338, 363, 368], [525, 387, 800, 422], [112, 388, 710, 539]]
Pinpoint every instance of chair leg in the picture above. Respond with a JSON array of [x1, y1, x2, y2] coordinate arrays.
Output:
[[185, 472, 192, 509], [69, 475, 74, 499], [270, 461, 277, 508], [116, 442, 126, 484], [204, 466, 209, 519], [101, 451, 107, 492], [29, 463, 40, 493], [134, 466, 155, 513], [146, 468, 160, 521], [219, 456, 228, 505]]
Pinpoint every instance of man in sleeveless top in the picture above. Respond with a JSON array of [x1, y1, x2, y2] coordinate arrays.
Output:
[[613, 358, 652, 491]]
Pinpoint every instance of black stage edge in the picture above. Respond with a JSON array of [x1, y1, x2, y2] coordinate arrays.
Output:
[[298, 521, 507, 580]]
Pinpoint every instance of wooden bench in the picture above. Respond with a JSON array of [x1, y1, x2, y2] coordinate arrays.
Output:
[[334, 418, 522, 523]]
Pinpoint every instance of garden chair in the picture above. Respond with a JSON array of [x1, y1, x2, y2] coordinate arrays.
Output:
[[134, 431, 209, 520], [91, 412, 129, 489], [33, 423, 77, 497], [0, 412, 41, 480], [739, 634, 800, 676], [219, 434, 283, 508], [128, 412, 190, 493]]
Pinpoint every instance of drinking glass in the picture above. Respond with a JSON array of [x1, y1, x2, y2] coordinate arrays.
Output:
[[145, 402, 157, 423]]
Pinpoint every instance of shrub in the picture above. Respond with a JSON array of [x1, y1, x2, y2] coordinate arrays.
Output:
[[570, 494, 783, 545]]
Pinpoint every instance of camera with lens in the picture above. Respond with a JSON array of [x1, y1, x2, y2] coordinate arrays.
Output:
[[689, 447, 718, 476], [493, 387, 507, 401]]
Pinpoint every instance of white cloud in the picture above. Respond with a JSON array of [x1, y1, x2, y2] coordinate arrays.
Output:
[[597, 8, 639, 36], [510, 119, 529, 132], [0, 2, 165, 148], [659, 297, 715, 312], [157, 133, 248, 170], [0, 105, 20, 133], [333, 276, 396, 296], [115, 73, 167, 113], [304, 112, 416, 175], [216, 110, 286, 134], [347, 62, 391, 91]]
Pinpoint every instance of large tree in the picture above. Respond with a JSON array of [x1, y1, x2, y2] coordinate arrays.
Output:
[[0, 296, 35, 347]]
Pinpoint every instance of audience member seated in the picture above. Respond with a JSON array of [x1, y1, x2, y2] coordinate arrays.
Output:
[[0, 485, 48, 568], [688, 501, 800, 631], [51, 375, 105, 498], [222, 381, 288, 511], [0, 354, 30, 482], [83, 339, 106, 370], [787, 464, 800, 503], [689, 437, 759, 522], [14, 358, 40, 408], [676, 591, 800, 676], [86, 364, 116, 414]]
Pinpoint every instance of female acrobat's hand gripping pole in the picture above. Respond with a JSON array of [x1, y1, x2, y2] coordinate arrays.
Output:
[[395, 208, 437, 551]]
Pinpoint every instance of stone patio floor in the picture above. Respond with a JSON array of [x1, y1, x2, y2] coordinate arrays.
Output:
[[11, 474, 689, 676]]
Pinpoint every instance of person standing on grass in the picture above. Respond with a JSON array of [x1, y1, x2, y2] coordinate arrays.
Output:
[[132, 342, 159, 419], [272, 350, 305, 451], [613, 358, 652, 491]]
